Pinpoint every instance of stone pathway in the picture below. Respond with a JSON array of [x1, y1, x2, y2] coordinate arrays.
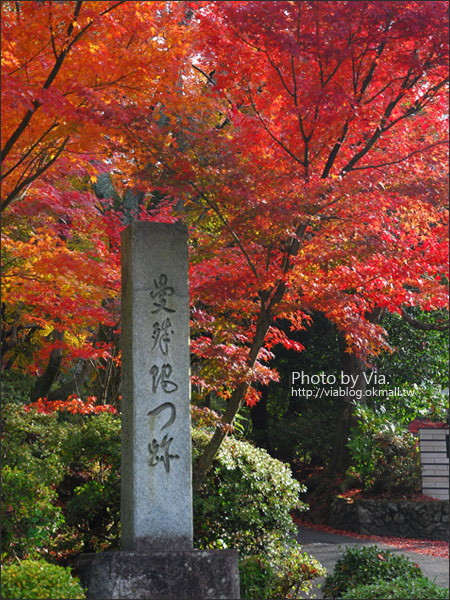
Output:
[[296, 525, 449, 599]]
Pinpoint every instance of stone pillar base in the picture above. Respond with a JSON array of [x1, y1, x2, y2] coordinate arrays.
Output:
[[76, 549, 240, 599]]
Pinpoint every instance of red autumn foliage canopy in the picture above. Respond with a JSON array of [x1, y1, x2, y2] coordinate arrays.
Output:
[[1, 1, 449, 416]]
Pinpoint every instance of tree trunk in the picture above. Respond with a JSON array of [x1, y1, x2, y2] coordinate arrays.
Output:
[[331, 334, 366, 471], [192, 305, 272, 491], [192, 226, 307, 491], [47, 359, 93, 401], [310, 309, 384, 499], [192, 381, 248, 492], [30, 329, 64, 401]]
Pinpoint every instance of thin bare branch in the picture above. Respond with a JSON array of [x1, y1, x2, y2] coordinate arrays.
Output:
[[1, 137, 70, 211], [401, 308, 449, 331], [349, 141, 448, 172], [1, 122, 59, 181], [247, 88, 305, 167]]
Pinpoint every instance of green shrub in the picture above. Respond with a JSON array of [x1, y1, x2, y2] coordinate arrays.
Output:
[[370, 427, 421, 495], [1, 559, 85, 599], [341, 575, 449, 599], [1, 400, 121, 560], [1, 403, 66, 485], [193, 429, 307, 553], [239, 554, 275, 600], [59, 412, 121, 553], [323, 545, 422, 599], [240, 536, 327, 599], [2, 466, 65, 560], [1, 404, 67, 560], [347, 405, 421, 495], [0, 370, 35, 406]]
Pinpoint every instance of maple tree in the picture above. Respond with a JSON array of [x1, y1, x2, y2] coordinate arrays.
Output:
[[146, 0, 448, 487], [1, 0, 190, 210], [1, 1, 191, 393], [1, 1, 449, 491]]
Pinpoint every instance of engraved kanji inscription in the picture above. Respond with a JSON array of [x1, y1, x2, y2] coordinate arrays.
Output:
[[150, 274, 175, 314], [150, 364, 178, 393], [151, 317, 174, 356], [148, 402, 180, 473], [148, 435, 179, 473], [148, 401, 176, 429]]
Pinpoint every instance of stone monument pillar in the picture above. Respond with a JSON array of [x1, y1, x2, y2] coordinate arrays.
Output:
[[120, 222, 192, 551], [77, 222, 240, 599]]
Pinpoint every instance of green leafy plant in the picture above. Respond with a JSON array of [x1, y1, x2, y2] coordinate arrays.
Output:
[[1, 402, 66, 484], [59, 412, 121, 553], [240, 535, 326, 599], [1, 466, 65, 560], [1, 396, 121, 560], [347, 405, 421, 495], [375, 311, 449, 392], [0, 370, 35, 406], [193, 429, 307, 553], [323, 545, 422, 599], [1, 402, 67, 560], [239, 554, 275, 600], [0, 559, 85, 599], [341, 575, 449, 599]]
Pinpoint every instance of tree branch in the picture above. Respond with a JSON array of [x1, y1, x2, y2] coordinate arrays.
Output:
[[1, 1, 126, 167], [1, 136, 70, 211], [1, 121, 59, 181], [401, 308, 449, 331], [349, 141, 448, 172], [247, 89, 305, 167]]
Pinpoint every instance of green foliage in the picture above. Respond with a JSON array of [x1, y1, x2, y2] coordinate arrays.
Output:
[[0, 369, 35, 405], [1, 402, 67, 560], [239, 554, 274, 599], [2, 466, 65, 560], [240, 536, 326, 599], [347, 405, 421, 495], [1, 392, 121, 560], [323, 545, 422, 599], [1, 403, 65, 484], [193, 429, 307, 553], [341, 575, 449, 600], [386, 383, 449, 425], [370, 311, 449, 425], [0, 559, 85, 599], [365, 380, 448, 426], [59, 412, 121, 553], [376, 311, 449, 389]]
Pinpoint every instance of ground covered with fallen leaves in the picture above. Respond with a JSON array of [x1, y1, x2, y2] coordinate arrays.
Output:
[[294, 517, 449, 558]]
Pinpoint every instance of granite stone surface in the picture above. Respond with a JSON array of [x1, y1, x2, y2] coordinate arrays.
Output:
[[84, 223, 241, 600], [77, 549, 240, 599], [121, 222, 193, 551]]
